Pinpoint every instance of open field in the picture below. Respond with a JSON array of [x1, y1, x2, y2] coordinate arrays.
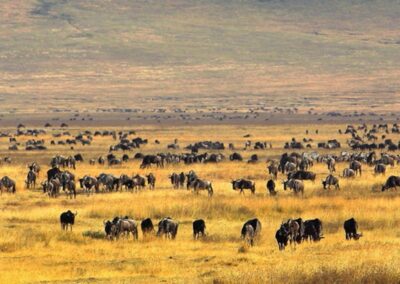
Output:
[[1, 124, 400, 283], [1, 0, 399, 119]]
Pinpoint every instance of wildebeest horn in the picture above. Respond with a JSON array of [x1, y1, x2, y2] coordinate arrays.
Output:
[[103, 220, 107, 225], [75, 211, 78, 216]]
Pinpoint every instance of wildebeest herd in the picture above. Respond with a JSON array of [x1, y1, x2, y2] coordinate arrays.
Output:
[[60, 210, 362, 250], [0, 123, 398, 252]]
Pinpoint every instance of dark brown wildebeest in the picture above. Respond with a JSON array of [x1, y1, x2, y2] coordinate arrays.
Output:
[[374, 163, 386, 175], [193, 219, 206, 239], [141, 218, 154, 236], [344, 218, 362, 240], [60, 210, 77, 231], [288, 171, 316, 182], [266, 179, 277, 196], [157, 217, 179, 239], [322, 175, 340, 190], [231, 179, 255, 194], [276, 225, 289, 250], [304, 219, 323, 242], [382, 176, 400, 191], [146, 173, 156, 189], [0, 176, 16, 194], [349, 160, 362, 176]]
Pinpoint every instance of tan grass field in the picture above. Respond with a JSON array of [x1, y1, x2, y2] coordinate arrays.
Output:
[[0, 124, 400, 283]]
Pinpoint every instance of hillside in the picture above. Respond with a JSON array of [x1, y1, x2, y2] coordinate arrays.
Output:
[[0, 0, 399, 117]]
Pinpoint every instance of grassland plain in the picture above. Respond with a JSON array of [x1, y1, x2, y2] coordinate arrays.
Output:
[[1, 0, 400, 115], [0, 124, 400, 283]]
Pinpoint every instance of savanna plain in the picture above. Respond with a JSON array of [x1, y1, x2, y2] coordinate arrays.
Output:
[[0, 124, 400, 283]]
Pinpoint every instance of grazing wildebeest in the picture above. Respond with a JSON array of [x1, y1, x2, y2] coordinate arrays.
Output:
[[104, 219, 119, 240], [344, 218, 362, 240], [25, 170, 37, 189], [60, 170, 75, 191], [327, 157, 336, 173], [140, 155, 163, 169], [322, 175, 340, 190], [267, 163, 278, 179], [266, 179, 277, 196], [283, 179, 304, 195], [65, 180, 76, 199], [342, 168, 355, 178], [60, 210, 77, 231], [146, 173, 156, 189], [28, 162, 41, 175], [141, 218, 154, 235], [284, 162, 297, 173], [231, 179, 255, 194], [157, 217, 179, 239], [132, 174, 146, 191], [243, 224, 255, 246], [193, 219, 206, 239], [241, 219, 262, 242], [188, 178, 213, 197], [287, 171, 316, 181], [382, 175, 400, 191], [170, 173, 180, 189], [349, 160, 362, 176], [303, 219, 323, 242], [116, 217, 139, 240], [0, 176, 16, 194], [276, 225, 290, 250], [229, 152, 243, 161], [47, 167, 61, 182], [374, 163, 386, 175], [282, 219, 300, 246], [79, 175, 99, 194]]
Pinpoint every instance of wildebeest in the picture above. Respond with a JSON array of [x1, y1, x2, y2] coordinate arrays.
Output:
[[342, 168, 355, 178], [287, 171, 316, 181], [283, 179, 304, 195], [140, 155, 163, 169], [374, 163, 386, 175], [170, 173, 180, 189], [241, 219, 262, 243], [267, 163, 278, 179], [281, 219, 300, 245], [104, 219, 119, 240], [349, 160, 362, 176], [193, 219, 206, 239], [231, 179, 255, 194], [115, 217, 139, 240], [141, 218, 154, 235], [303, 219, 323, 241], [275, 225, 289, 250], [266, 179, 277, 196], [47, 167, 61, 182], [79, 175, 99, 194], [157, 217, 179, 239], [25, 170, 37, 189], [344, 218, 362, 240], [146, 173, 156, 190], [382, 175, 400, 191], [243, 224, 255, 246], [0, 176, 16, 194], [188, 178, 213, 197], [326, 157, 336, 173], [60, 210, 77, 231], [322, 175, 340, 190]]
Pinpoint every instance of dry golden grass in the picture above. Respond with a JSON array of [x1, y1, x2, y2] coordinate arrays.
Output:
[[0, 124, 400, 283]]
